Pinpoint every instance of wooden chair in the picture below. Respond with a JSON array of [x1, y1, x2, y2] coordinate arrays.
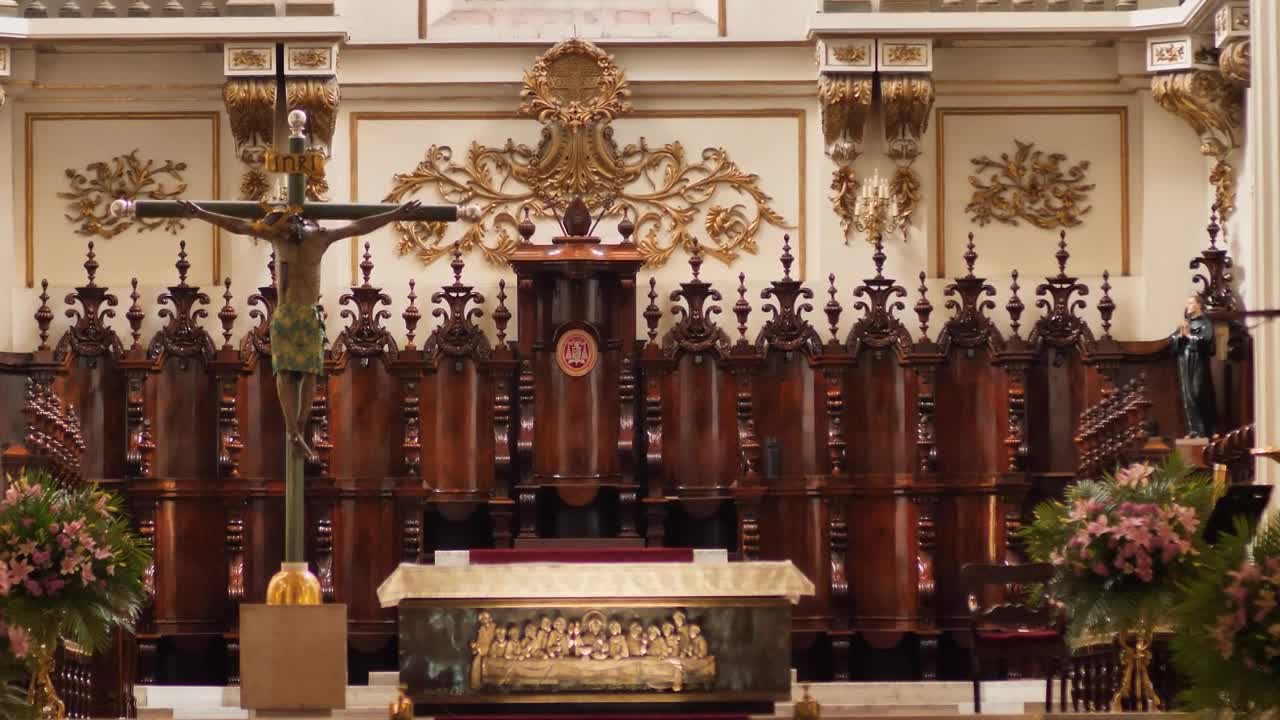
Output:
[[962, 562, 1068, 714]]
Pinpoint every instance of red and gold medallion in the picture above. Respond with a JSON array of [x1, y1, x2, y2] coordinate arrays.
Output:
[[555, 329, 597, 377]]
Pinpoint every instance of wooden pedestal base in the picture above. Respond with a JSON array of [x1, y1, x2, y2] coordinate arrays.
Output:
[[239, 604, 348, 711]]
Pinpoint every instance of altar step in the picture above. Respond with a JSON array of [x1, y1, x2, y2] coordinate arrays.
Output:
[[135, 677, 1063, 719]]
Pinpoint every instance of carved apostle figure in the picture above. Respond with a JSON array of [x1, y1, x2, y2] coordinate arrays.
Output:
[[175, 198, 423, 459], [1170, 294, 1216, 438]]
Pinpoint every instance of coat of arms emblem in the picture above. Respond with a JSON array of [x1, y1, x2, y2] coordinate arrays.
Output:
[[556, 329, 597, 377]]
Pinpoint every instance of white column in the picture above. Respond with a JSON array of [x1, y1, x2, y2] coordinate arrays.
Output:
[[1249, 0, 1280, 518]]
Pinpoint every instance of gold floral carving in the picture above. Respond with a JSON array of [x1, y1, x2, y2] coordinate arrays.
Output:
[[1151, 70, 1243, 219], [286, 76, 340, 201], [885, 45, 926, 65], [966, 140, 1093, 230], [881, 74, 934, 238], [60, 150, 188, 238], [224, 77, 277, 201], [386, 39, 791, 268], [230, 48, 270, 71], [1219, 39, 1250, 87], [818, 75, 872, 242], [832, 45, 869, 64], [468, 609, 715, 692], [1152, 43, 1186, 65], [289, 47, 331, 70]]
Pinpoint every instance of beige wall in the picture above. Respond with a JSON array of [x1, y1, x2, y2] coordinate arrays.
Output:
[[0, 40, 1239, 352]]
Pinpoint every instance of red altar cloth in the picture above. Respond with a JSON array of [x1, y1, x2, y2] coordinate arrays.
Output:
[[467, 548, 695, 564]]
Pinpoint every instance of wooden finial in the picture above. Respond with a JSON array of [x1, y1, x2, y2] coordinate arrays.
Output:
[[518, 207, 536, 243], [734, 272, 751, 343], [175, 240, 190, 285], [780, 234, 794, 280], [35, 279, 52, 351], [618, 206, 635, 244], [825, 273, 841, 343], [219, 277, 236, 350], [644, 277, 661, 345], [493, 279, 511, 346], [403, 279, 420, 348], [84, 240, 99, 286], [127, 277, 144, 348], [1055, 231, 1070, 276], [914, 271, 932, 340], [1007, 270, 1024, 338], [963, 233, 978, 277], [450, 243, 465, 286], [1098, 269, 1115, 339], [360, 242, 374, 286]]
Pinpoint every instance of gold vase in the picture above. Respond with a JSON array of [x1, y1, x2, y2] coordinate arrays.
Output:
[[1111, 624, 1160, 711], [266, 562, 322, 606], [27, 643, 66, 720], [389, 685, 414, 720]]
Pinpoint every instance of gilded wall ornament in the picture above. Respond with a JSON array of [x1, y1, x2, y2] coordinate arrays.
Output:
[[230, 48, 271, 70], [1218, 39, 1250, 87], [832, 46, 868, 64], [817, 74, 872, 242], [966, 140, 1093, 230], [386, 39, 791, 268], [885, 45, 926, 65], [1151, 69, 1242, 219], [881, 74, 934, 238], [288, 47, 331, 70], [60, 150, 188, 238]]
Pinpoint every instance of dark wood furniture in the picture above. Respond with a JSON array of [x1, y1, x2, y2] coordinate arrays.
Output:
[[0, 214, 1252, 690], [962, 562, 1067, 713]]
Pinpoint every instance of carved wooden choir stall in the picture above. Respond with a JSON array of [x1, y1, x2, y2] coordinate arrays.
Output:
[[0, 209, 1252, 697]]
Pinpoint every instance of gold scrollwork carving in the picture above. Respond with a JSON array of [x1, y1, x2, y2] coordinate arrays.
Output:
[[832, 46, 868, 64], [224, 77, 277, 202], [60, 150, 187, 238], [966, 140, 1093, 230], [881, 74, 934, 237], [230, 48, 271, 70], [386, 39, 791, 269], [286, 76, 340, 202], [818, 74, 872, 243], [1151, 69, 1243, 219], [469, 608, 715, 692], [1219, 39, 1250, 87], [885, 45, 926, 65]]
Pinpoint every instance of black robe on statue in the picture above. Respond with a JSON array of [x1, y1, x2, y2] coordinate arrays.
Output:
[[1170, 314, 1215, 438]]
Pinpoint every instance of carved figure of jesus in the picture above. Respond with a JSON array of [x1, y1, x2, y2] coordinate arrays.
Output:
[[174, 197, 423, 458]]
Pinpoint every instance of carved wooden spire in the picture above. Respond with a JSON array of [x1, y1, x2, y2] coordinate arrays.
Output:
[[618, 206, 635, 244], [664, 242, 729, 358], [518, 208, 536, 243], [422, 244, 489, 362], [1191, 211, 1238, 318], [148, 240, 215, 366], [57, 240, 124, 362], [1029, 231, 1091, 349], [242, 252, 279, 361], [937, 233, 998, 354], [756, 235, 821, 357], [848, 236, 910, 357], [334, 241, 398, 362]]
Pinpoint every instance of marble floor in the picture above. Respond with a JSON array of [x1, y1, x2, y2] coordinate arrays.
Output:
[[134, 674, 1066, 719]]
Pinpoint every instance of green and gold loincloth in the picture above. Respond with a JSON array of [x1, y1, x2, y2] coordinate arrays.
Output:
[[270, 303, 325, 375]]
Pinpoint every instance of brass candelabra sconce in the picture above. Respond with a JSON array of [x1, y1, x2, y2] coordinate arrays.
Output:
[[853, 170, 902, 243]]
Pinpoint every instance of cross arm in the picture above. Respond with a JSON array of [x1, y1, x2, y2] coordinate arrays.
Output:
[[114, 199, 466, 222]]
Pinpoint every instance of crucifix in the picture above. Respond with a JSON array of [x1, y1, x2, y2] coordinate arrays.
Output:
[[111, 110, 478, 604]]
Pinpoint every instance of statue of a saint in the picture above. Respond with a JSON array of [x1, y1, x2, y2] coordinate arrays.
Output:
[[1170, 295, 1216, 438], [175, 198, 422, 459]]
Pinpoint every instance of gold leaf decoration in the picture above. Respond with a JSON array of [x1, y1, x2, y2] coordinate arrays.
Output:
[[386, 39, 791, 269], [1151, 69, 1243, 219], [832, 45, 868, 64], [60, 150, 188, 238], [817, 74, 873, 243], [881, 74, 934, 236], [966, 140, 1094, 230]]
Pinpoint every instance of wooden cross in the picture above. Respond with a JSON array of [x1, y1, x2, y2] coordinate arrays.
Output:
[[111, 110, 476, 603]]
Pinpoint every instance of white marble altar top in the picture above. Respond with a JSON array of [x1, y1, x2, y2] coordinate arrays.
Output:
[[377, 561, 815, 608]]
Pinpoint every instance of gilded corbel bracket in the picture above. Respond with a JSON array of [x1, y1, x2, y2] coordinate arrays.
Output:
[[818, 74, 873, 243], [223, 76, 277, 202], [880, 74, 934, 238], [1151, 69, 1243, 220]]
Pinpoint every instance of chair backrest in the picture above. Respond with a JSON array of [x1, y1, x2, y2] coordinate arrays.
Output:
[[961, 562, 1056, 630]]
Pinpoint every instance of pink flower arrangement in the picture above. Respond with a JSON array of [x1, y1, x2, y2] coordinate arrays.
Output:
[[1053, 492, 1199, 584], [1210, 556, 1280, 671]]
